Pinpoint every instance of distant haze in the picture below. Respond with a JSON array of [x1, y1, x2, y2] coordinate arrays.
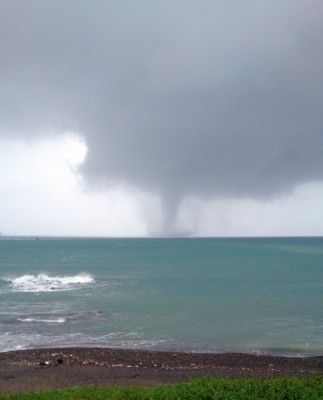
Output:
[[1, 1, 323, 236]]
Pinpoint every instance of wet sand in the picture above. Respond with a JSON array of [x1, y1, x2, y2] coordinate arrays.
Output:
[[1, 348, 323, 394]]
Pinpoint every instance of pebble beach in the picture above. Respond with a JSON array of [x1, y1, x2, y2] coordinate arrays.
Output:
[[1, 348, 323, 394]]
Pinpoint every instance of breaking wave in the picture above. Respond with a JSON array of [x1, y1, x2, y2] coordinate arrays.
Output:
[[7, 273, 95, 292], [18, 317, 66, 324], [16, 311, 106, 325]]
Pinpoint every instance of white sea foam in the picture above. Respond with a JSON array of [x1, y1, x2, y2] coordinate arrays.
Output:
[[18, 317, 66, 324], [9, 273, 94, 292], [0, 331, 172, 353]]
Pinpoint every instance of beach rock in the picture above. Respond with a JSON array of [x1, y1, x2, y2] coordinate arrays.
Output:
[[39, 361, 51, 367]]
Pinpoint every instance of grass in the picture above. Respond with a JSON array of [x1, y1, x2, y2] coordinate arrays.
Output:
[[1, 377, 323, 400]]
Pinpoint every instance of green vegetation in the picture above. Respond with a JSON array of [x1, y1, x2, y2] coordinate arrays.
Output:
[[2, 377, 323, 400]]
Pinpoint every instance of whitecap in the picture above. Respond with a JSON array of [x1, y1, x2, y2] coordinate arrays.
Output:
[[8, 273, 95, 292]]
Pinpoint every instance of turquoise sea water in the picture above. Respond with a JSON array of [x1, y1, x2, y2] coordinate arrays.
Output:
[[0, 237, 322, 356]]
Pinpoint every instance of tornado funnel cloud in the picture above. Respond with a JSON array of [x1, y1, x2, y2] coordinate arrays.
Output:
[[1, 1, 323, 236]]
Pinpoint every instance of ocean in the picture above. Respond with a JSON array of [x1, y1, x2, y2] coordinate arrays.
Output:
[[0, 237, 322, 356]]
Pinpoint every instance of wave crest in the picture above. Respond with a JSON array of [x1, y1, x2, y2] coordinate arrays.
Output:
[[8, 273, 95, 292]]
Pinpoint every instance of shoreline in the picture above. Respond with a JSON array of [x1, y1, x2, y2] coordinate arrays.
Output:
[[1, 347, 323, 394]]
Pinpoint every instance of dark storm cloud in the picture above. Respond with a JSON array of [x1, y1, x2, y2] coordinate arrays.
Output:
[[1, 1, 323, 233]]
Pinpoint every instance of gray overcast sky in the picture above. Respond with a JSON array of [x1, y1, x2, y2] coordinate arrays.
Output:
[[1, 1, 323, 236]]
